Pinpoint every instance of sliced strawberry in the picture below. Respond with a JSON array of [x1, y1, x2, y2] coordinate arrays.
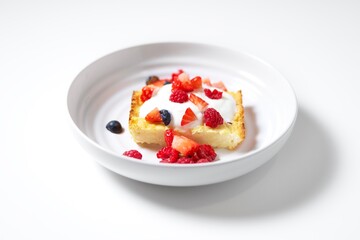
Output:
[[181, 107, 198, 126], [212, 81, 227, 91], [190, 76, 202, 89], [171, 69, 184, 82], [145, 108, 162, 123], [189, 93, 208, 111], [202, 77, 212, 87], [171, 135, 199, 156], [172, 72, 194, 92]]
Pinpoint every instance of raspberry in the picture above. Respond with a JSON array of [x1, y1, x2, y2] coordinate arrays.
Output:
[[195, 144, 217, 162], [196, 158, 210, 163], [157, 146, 179, 163], [169, 149, 180, 163], [140, 86, 155, 102], [169, 89, 188, 103], [177, 157, 195, 164], [123, 150, 142, 159], [204, 88, 223, 99], [164, 129, 174, 146], [203, 108, 224, 128], [156, 146, 173, 159]]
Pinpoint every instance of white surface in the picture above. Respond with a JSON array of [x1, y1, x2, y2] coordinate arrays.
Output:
[[1, 0, 359, 239], [67, 42, 297, 186]]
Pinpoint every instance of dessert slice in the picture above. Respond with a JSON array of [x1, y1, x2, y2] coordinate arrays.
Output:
[[128, 72, 245, 150]]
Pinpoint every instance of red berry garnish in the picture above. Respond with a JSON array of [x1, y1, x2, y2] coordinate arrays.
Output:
[[177, 157, 196, 164], [196, 158, 210, 163], [189, 93, 208, 111], [181, 107, 198, 126], [169, 149, 180, 163], [156, 146, 173, 159], [202, 77, 212, 86], [157, 146, 180, 163], [164, 129, 174, 146], [211, 81, 227, 91], [169, 89, 188, 103], [204, 88, 223, 99], [140, 85, 155, 102], [203, 108, 224, 128], [171, 135, 199, 156], [195, 144, 217, 162], [190, 76, 202, 89], [145, 108, 162, 123], [171, 69, 184, 82], [123, 150, 142, 159]]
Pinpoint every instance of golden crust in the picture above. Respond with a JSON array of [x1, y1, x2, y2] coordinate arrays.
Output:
[[128, 90, 245, 150]]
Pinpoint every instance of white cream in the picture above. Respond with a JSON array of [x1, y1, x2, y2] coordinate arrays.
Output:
[[139, 84, 236, 130]]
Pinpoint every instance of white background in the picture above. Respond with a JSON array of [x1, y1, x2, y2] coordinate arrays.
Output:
[[1, 0, 360, 239]]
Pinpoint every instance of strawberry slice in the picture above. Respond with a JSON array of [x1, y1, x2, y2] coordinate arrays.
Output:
[[189, 93, 208, 111], [212, 81, 227, 91], [181, 107, 198, 126], [172, 72, 194, 92], [190, 76, 202, 89], [171, 135, 199, 156], [145, 108, 162, 123], [171, 69, 184, 82], [202, 77, 212, 86]]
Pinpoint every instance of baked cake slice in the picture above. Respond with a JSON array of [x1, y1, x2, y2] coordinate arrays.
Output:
[[129, 71, 245, 150]]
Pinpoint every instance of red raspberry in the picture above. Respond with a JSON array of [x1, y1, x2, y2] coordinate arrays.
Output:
[[204, 88, 223, 99], [169, 149, 180, 163], [140, 86, 155, 102], [195, 144, 217, 162], [177, 157, 196, 164], [196, 158, 210, 163], [169, 89, 188, 103], [123, 150, 142, 159], [164, 129, 174, 146], [156, 146, 173, 159], [203, 108, 224, 128], [157, 147, 179, 163]]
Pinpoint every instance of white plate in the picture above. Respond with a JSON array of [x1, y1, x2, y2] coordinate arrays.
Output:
[[67, 42, 297, 186]]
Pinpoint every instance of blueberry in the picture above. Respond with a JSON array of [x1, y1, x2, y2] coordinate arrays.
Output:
[[106, 120, 123, 134], [159, 109, 171, 126], [146, 75, 159, 85], [163, 81, 172, 85]]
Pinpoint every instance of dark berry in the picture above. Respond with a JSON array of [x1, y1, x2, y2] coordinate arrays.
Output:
[[169, 89, 188, 103], [159, 109, 171, 126], [203, 108, 224, 128], [123, 150, 142, 159], [164, 81, 172, 85], [146, 75, 159, 85], [106, 120, 123, 134]]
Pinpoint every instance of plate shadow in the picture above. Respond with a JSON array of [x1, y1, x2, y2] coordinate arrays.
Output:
[[100, 107, 337, 218]]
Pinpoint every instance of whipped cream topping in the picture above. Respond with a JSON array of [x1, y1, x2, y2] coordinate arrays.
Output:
[[139, 84, 236, 130]]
